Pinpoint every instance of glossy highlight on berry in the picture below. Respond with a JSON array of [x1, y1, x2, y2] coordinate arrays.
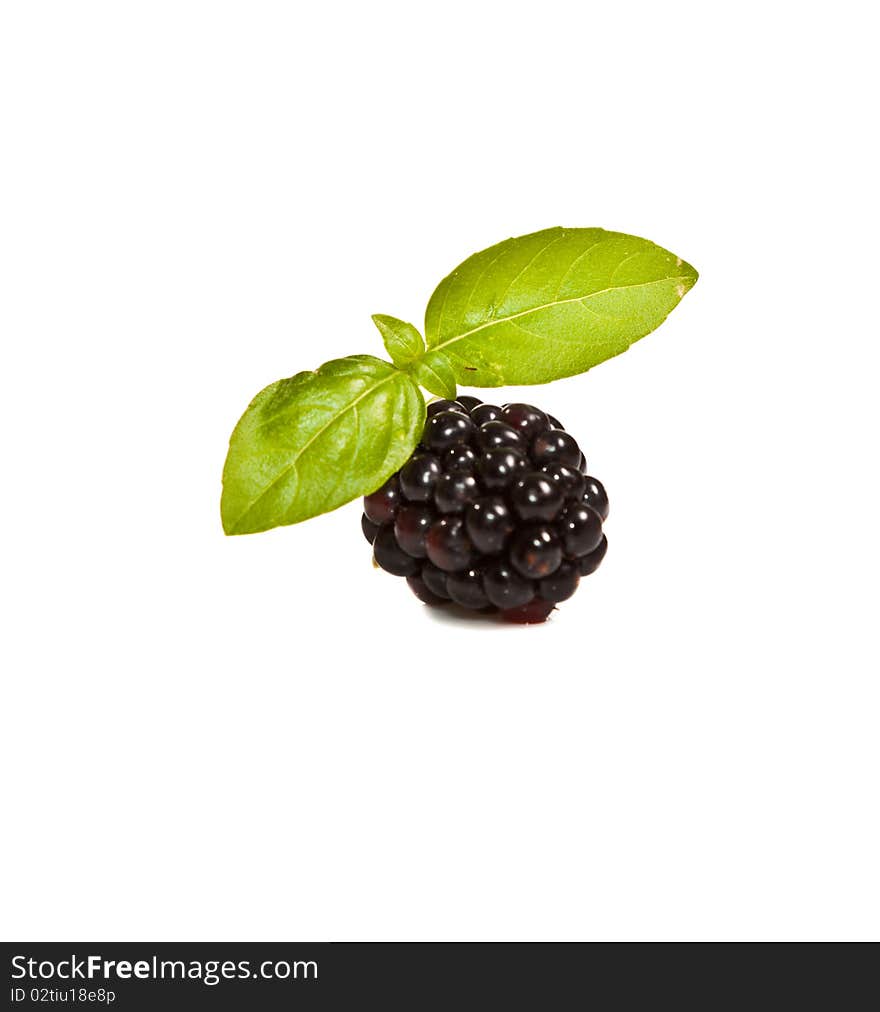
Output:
[[363, 475, 401, 525], [393, 504, 434, 557], [510, 472, 564, 522], [476, 420, 525, 453], [557, 503, 603, 558], [510, 525, 562, 579], [500, 403, 549, 440], [434, 472, 481, 514], [447, 567, 490, 610], [423, 410, 475, 451], [531, 429, 582, 469], [465, 496, 514, 554], [399, 453, 442, 502], [582, 476, 609, 521], [477, 448, 526, 490], [425, 515, 474, 572], [483, 558, 534, 609]]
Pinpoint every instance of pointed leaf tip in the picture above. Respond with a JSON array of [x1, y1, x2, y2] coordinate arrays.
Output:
[[372, 314, 425, 369], [424, 228, 699, 386]]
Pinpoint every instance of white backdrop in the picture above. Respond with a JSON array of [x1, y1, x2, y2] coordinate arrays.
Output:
[[2, 1, 878, 941]]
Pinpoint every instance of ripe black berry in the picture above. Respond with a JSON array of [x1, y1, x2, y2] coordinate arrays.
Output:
[[426, 398, 467, 417], [393, 504, 434, 557], [538, 560, 580, 602], [578, 534, 607, 576], [407, 572, 447, 605], [501, 598, 555, 624], [510, 471, 564, 522], [434, 472, 481, 514], [362, 394, 609, 622], [443, 445, 478, 474], [540, 462, 586, 502], [471, 403, 502, 426], [373, 524, 419, 576], [483, 558, 534, 609], [509, 524, 562, 579], [447, 567, 490, 610], [423, 410, 475, 451], [361, 514, 379, 544], [531, 428, 582, 469], [399, 453, 442, 501], [425, 515, 474, 572], [500, 403, 549, 440], [363, 474, 401, 524], [465, 496, 514, 554], [421, 561, 451, 599], [476, 420, 525, 453], [556, 503, 603, 558], [476, 448, 526, 489], [582, 476, 609, 520]]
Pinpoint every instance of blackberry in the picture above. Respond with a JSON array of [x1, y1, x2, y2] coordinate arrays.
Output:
[[434, 472, 481, 514], [582, 476, 609, 521], [363, 474, 401, 524], [500, 403, 549, 440], [476, 420, 526, 453], [393, 503, 434, 557], [426, 398, 467, 417], [373, 524, 419, 577], [501, 598, 555, 624], [423, 410, 475, 451], [421, 560, 451, 599], [447, 567, 490, 610], [483, 558, 534, 609], [538, 560, 580, 603], [540, 462, 586, 502], [465, 496, 514, 554], [425, 515, 474, 572], [556, 503, 603, 558], [399, 453, 442, 501], [578, 534, 608, 576], [531, 428, 582, 469], [363, 396, 609, 622], [477, 447, 527, 489], [471, 403, 502, 426], [509, 524, 562, 579], [443, 445, 478, 474], [406, 572, 447, 605], [361, 513, 380, 544], [510, 472, 564, 522]]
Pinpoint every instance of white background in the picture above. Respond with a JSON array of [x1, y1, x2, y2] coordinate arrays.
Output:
[[2, 1, 878, 941]]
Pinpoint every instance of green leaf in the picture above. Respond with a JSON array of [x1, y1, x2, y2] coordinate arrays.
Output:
[[371, 312, 456, 397], [411, 349, 457, 400], [221, 355, 424, 535], [372, 314, 424, 369], [424, 227, 698, 386]]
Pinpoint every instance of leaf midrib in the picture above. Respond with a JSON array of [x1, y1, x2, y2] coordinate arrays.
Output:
[[430, 275, 693, 354], [229, 370, 400, 532]]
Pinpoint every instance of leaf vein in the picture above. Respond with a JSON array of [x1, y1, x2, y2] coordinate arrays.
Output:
[[231, 371, 399, 531], [552, 238, 603, 300], [433, 276, 692, 354], [608, 248, 642, 284], [491, 230, 568, 318], [459, 245, 515, 330]]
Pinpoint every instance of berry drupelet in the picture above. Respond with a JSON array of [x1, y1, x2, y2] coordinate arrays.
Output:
[[362, 398, 609, 623]]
